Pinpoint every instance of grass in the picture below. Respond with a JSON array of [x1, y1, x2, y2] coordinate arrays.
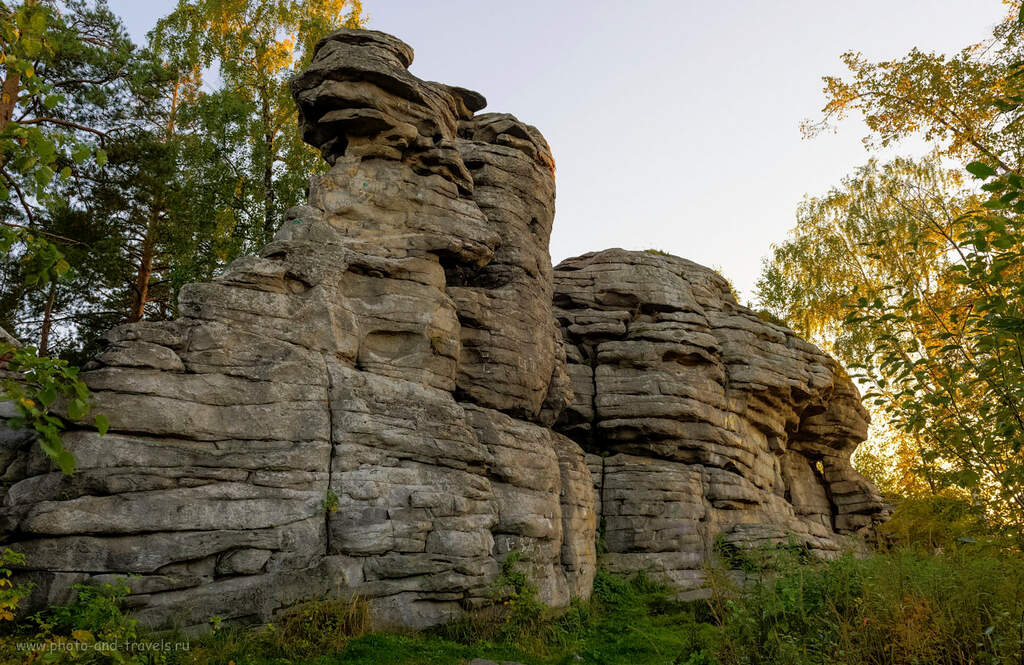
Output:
[[3, 546, 1024, 665], [175, 569, 717, 665]]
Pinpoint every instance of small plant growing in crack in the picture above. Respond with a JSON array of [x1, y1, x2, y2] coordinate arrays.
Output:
[[322, 489, 340, 514]]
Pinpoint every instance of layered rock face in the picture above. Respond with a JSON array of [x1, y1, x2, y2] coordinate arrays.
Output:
[[0, 29, 886, 630], [0, 29, 591, 630], [552, 250, 889, 590]]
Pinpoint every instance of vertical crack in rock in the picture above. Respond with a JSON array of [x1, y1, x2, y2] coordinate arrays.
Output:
[[810, 458, 838, 532], [323, 354, 337, 556], [0, 28, 886, 628], [588, 347, 599, 451]]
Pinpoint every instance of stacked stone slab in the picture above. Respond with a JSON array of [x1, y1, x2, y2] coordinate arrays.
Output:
[[0, 29, 886, 630], [0, 29, 594, 631], [552, 249, 889, 591]]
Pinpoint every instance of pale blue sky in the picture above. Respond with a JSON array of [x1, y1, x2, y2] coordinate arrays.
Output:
[[108, 0, 1008, 299]]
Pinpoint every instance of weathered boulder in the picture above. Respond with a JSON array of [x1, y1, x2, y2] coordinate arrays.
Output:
[[552, 249, 890, 591], [0, 28, 884, 630]]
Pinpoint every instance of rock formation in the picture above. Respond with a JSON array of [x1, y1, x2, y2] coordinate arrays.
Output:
[[0, 29, 887, 630], [552, 250, 889, 591]]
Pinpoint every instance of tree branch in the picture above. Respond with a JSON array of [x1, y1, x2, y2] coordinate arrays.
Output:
[[18, 117, 109, 143], [0, 169, 35, 226]]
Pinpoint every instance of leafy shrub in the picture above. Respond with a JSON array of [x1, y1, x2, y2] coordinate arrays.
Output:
[[880, 494, 1002, 552], [591, 567, 638, 608], [0, 342, 107, 475], [166, 596, 370, 665], [442, 555, 693, 664], [43, 581, 134, 636], [3, 579, 166, 664], [0, 548, 32, 622], [713, 535, 816, 574], [591, 568, 666, 614]]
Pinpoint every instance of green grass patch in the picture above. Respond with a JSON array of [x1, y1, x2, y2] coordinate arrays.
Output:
[[2, 548, 1023, 665]]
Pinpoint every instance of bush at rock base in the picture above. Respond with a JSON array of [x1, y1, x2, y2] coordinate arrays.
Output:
[[0, 579, 161, 665]]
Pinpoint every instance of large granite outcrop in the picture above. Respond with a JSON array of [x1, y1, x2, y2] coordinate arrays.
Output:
[[0, 29, 886, 630]]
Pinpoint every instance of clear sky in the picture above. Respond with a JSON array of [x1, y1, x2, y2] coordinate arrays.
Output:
[[108, 0, 1009, 300]]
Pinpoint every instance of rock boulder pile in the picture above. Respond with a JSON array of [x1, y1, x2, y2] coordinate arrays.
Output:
[[0, 29, 888, 630]]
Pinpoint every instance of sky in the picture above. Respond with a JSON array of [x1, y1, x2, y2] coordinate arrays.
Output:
[[108, 0, 1009, 300]]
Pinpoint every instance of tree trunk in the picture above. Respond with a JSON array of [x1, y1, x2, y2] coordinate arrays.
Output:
[[261, 91, 276, 245], [129, 221, 157, 323], [167, 79, 180, 136], [263, 130, 275, 244], [0, 68, 21, 133], [39, 281, 56, 355]]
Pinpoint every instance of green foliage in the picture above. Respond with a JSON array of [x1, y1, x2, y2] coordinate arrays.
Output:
[[322, 487, 339, 513], [41, 581, 134, 637], [0, 1, 109, 208], [0, 342, 104, 474], [758, 4, 1024, 528], [0, 226, 69, 291], [265, 597, 369, 659], [8, 579, 167, 664], [756, 155, 972, 360], [567, 571, 717, 665], [435, 566, 717, 664], [757, 153, 1024, 515], [707, 549, 1024, 665], [591, 568, 665, 609], [315, 632, 535, 665], [803, 4, 1024, 169], [151, 0, 365, 248], [753, 308, 787, 327], [880, 494, 998, 552], [713, 536, 815, 575], [842, 158, 1024, 533], [0, 0, 155, 354], [0, 548, 31, 622], [490, 551, 546, 646], [437, 550, 549, 651], [177, 597, 413, 665], [0, 0, 369, 361]]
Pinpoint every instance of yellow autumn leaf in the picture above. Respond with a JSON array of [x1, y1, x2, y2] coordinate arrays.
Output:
[[72, 629, 95, 643]]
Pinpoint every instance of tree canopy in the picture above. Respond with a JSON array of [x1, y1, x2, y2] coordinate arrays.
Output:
[[0, 0, 364, 356], [760, 1, 1024, 534]]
